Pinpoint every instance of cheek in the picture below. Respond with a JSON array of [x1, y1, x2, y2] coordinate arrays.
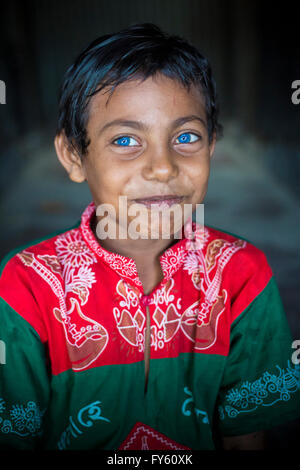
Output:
[[187, 159, 210, 186], [185, 161, 210, 204], [85, 157, 125, 196]]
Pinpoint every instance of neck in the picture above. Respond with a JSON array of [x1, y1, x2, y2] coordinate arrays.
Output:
[[90, 214, 184, 294], [91, 214, 179, 261]]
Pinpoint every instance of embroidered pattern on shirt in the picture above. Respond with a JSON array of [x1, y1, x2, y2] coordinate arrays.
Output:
[[113, 236, 246, 353], [180, 238, 245, 350], [55, 229, 97, 268], [118, 422, 190, 450], [181, 387, 209, 424], [17, 250, 109, 371], [113, 278, 181, 352], [55, 229, 97, 304], [57, 400, 110, 450], [160, 246, 187, 280], [0, 398, 45, 437], [218, 360, 300, 419], [80, 202, 141, 285]]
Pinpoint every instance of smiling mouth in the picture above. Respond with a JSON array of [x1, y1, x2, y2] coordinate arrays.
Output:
[[132, 195, 185, 208]]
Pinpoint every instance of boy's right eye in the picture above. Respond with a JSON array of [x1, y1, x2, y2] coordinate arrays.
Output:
[[112, 136, 139, 147]]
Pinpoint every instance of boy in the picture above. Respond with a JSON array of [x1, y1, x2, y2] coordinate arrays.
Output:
[[0, 23, 299, 450]]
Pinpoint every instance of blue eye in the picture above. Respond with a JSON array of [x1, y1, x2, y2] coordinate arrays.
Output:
[[114, 136, 139, 146], [176, 132, 199, 144]]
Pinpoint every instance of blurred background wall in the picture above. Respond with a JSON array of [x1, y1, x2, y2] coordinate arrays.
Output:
[[0, 0, 299, 447], [1, 1, 300, 161]]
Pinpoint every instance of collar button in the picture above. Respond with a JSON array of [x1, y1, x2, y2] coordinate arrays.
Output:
[[140, 295, 151, 307]]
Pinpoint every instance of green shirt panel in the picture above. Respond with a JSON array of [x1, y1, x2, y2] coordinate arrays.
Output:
[[0, 298, 50, 449], [217, 276, 300, 436]]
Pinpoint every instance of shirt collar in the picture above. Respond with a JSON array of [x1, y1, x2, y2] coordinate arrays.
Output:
[[80, 201, 205, 288]]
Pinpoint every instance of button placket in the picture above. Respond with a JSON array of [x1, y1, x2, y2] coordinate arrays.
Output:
[[140, 295, 151, 394]]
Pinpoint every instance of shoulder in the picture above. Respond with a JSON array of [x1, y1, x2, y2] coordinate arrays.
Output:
[[203, 224, 271, 273], [0, 221, 81, 279], [0, 221, 80, 339], [202, 224, 274, 321]]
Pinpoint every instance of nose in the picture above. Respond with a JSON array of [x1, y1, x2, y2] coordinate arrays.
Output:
[[141, 144, 179, 183]]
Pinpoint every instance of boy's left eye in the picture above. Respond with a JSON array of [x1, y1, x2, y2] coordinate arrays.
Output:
[[113, 136, 139, 146], [175, 132, 200, 144]]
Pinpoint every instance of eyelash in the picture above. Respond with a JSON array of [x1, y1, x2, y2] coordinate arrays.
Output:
[[111, 132, 201, 147]]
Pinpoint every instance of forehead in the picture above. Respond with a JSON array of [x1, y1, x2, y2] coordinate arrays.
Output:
[[87, 74, 207, 129]]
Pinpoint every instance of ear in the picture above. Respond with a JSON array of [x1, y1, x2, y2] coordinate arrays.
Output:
[[54, 132, 86, 183], [209, 132, 217, 158]]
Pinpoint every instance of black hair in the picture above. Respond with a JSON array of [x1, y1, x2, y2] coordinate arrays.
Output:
[[56, 23, 223, 157]]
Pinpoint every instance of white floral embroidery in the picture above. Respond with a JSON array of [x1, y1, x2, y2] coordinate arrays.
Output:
[[55, 230, 97, 268], [65, 265, 96, 305], [183, 251, 203, 275], [160, 246, 186, 280]]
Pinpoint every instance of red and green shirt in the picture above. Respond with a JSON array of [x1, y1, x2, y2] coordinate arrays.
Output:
[[0, 202, 299, 450]]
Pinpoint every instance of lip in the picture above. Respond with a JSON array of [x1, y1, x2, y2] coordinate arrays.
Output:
[[132, 195, 185, 208]]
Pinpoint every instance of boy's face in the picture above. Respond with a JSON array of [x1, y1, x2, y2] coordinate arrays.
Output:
[[56, 73, 215, 239]]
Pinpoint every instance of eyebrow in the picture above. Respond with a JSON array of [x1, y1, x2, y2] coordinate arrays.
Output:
[[97, 115, 207, 136]]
